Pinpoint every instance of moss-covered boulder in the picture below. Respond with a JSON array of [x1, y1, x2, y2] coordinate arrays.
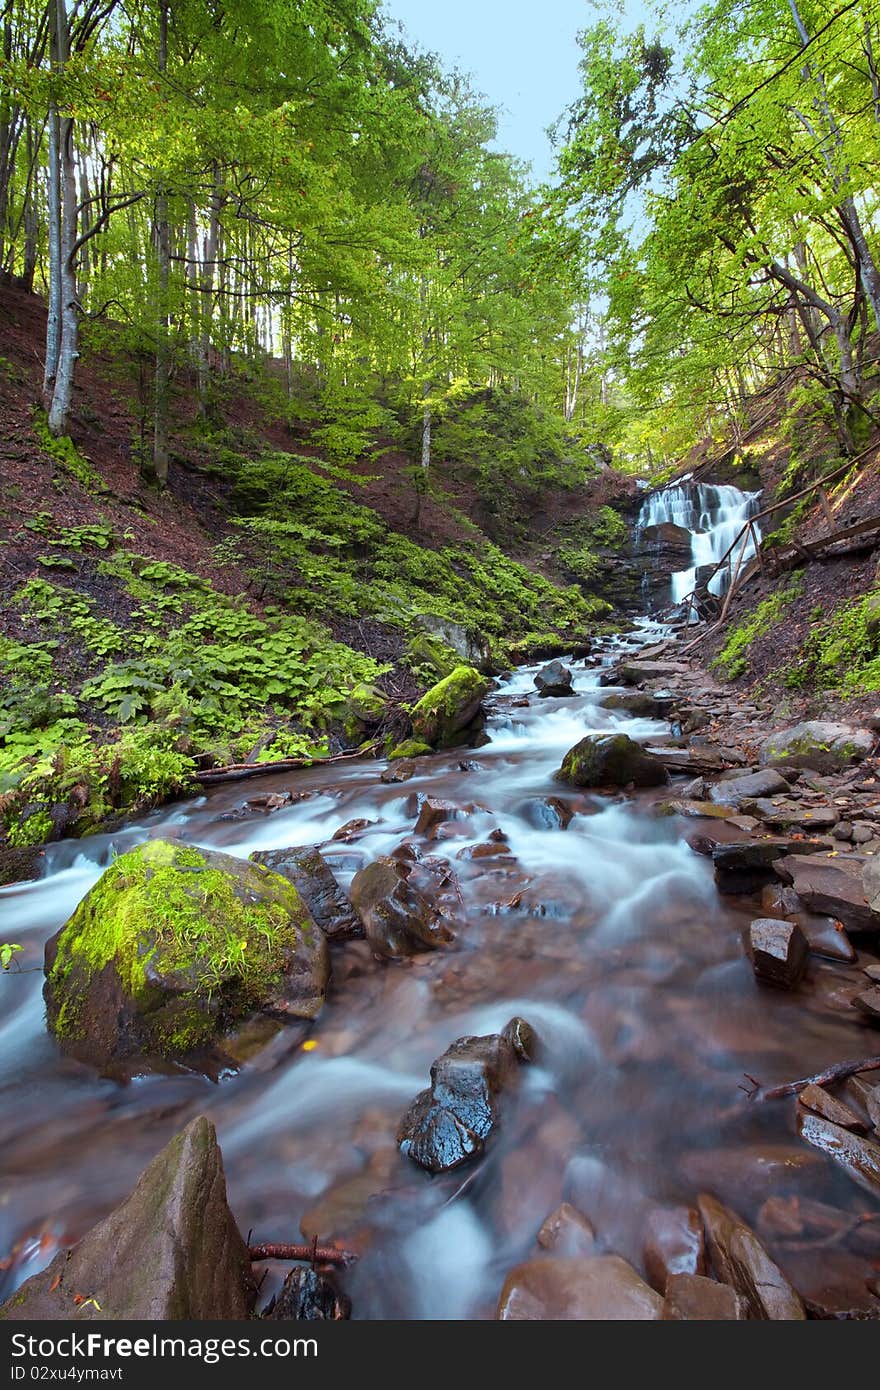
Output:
[[336, 682, 387, 740], [43, 840, 329, 1069], [405, 631, 461, 680], [758, 721, 875, 774], [388, 738, 433, 761], [555, 734, 669, 789], [410, 665, 492, 748]]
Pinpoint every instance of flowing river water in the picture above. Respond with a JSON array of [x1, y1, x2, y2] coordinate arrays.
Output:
[[0, 621, 876, 1318]]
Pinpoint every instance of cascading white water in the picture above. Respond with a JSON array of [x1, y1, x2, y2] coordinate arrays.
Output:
[[637, 480, 762, 607]]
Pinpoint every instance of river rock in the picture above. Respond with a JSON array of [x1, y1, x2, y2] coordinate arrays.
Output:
[[642, 1204, 707, 1293], [42, 841, 329, 1069], [0, 1117, 255, 1320], [413, 796, 467, 835], [797, 1084, 868, 1133], [796, 1111, 880, 1197], [537, 1203, 596, 1256], [348, 855, 454, 959], [380, 759, 418, 783], [775, 853, 880, 933], [496, 1255, 663, 1320], [556, 733, 668, 789], [250, 845, 363, 941], [397, 1017, 535, 1173], [414, 613, 492, 673], [697, 1193, 805, 1319], [264, 1266, 350, 1321], [617, 660, 692, 686], [661, 1272, 746, 1320], [708, 769, 790, 806], [600, 691, 672, 718], [853, 985, 880, 1020], [534, 660, 573, 697], [515, 796, 575, 830], [746, 918, 809, 989], [410, 665, 491, 748], [759, 721, 875, 774]]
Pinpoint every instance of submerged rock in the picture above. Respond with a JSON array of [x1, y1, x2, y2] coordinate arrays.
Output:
[[397, 1017, 536, 1173], [537, 1203, 596, 1257], [250, 845, 363, 941], [515, 796, 575, 830], [43, 840, 329, 1068], [534, 660, 573, 698], [797, 1084, 868, 1134], [348, 854, 455, 959], [642, 1204, 707, 1294], [556, 733, 668, 789], [746, 918, 809, 989], [496, 1255, 663, 1320], [410, 665, 491, 748], [775, 853, 880, 933], [697, 1193, 806, 1320], [759, 721, 875, 774], [0, 1117, 255, 1320]]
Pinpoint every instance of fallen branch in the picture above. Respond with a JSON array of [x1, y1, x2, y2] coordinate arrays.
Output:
[[741, 1055, 880, 1102], [195, 744, 379, 785], [249, 1242, 358, 1268]]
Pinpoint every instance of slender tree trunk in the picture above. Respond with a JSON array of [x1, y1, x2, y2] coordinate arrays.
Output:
[[43, 104, 62, 404], [21, 119, 39, 292], [149, 0, 170, 484], [47, 102, 78, 436]]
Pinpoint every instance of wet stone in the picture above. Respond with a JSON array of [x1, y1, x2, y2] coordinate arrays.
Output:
[[697, 1193, 806, 1320], [661, 1272, 746, 1321], [332, 818, 376, 841], [643, 1204, 707, 1294], [250, 845, 363, 941], [796, 1111, 880, 1198], [264, 1266, 350, 1321], [534, 660, 573, 698], [798, 1084, 868, 1134], [348, 855, 455, 960], [515, 796, 575, 831], [380, 760, 418, 784], [496, 1255, 663, 1321], [537, 1203, 596, 1257], [397, 1017, 535, 1173], [852, 985, 880, 1021], [746, 918, 808, 989], [708, 769, 790, 806]]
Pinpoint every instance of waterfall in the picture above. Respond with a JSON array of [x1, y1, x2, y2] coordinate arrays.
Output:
[[636, 480, 762, 609]]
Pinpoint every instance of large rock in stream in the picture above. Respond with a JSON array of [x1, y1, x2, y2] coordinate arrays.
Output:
[[43, 840, 329, 1069], [397, 1017, 536, 1173], [775, 852, 880, 933], [0, 1117, 255, 1320], [759, 721, 875, 774], [348, 854, 455, 959], [556, 733, 668, 789], [496, 1255, 663, 1320], [534, 660, 573, 697], [410, 665, 491, 748]]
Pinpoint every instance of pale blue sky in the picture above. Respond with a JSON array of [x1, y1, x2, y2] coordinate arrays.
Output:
[[382, 1, 655, 181]]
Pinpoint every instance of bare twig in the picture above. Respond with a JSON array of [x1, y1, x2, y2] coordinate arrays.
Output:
[[248, 1243, 358, 1268], [742, 1055, 880, 1101]]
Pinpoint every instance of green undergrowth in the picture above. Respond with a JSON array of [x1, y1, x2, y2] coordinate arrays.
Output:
[[1, 449, 605, 846], [783, 589, 880, 693], [712, 573, 804, 681]]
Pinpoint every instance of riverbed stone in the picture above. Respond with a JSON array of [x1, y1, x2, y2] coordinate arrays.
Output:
[[852, 985, 880, 1021], [796, 1111, 880, 1197], [759, 721, 875, 774], [410, 665, 491, 748], [642, 1204, 707, 1293], [265, 1266, 350, 1320], [0, 1117, 255, 1320], [661, 1272, 746, 1320], [250, 845, 363, 941], [537, 1203, 596, 1256], [534, 660, 573, 697], [397, 1017, 535, 1173], [708, 769, 790, 806], [775, 853, 880, 933], [497, 1255, 663, 1320], [746, 918, 809, 989], [348, 855, 455, 959], [556, 733, 668, 789], [697, 1193, 805, 1319], [515, 796, 575, 830], [43, 840, 329, 1069], [600, 691, 672, 718], [797, 1084, 868, 1133]]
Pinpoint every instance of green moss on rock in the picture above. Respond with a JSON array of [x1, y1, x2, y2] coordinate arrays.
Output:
[[388, 739, 433, 761], [410, 665, 491, 748], [44, 839, 329, 1069], [555, 733, 668, 789]]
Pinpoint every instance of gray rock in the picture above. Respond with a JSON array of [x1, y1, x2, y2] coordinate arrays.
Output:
[[250, 845, 363, 941], [708, 769, 790, 806], [349, 855, 455, 959], [775, 854, 880, 933], [415, 613, 492, 673], [759, 721, 875, 774], [534, 660, 573, 698], [746, 918, 809, 989], [0, 1118, 255, 1320]]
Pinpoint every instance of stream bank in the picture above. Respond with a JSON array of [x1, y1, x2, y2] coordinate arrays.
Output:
[[1, 617, 879, 1320]]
